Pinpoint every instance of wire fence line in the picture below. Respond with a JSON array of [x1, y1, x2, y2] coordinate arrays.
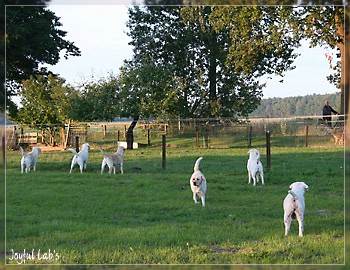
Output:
[[2, 115, 345, 150]]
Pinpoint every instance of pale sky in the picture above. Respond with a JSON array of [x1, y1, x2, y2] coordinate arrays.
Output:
[[43, 3, 340, 99]]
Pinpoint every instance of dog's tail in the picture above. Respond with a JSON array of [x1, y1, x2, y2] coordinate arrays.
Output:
[[100, 147, 108, 157], [288, 190, 298, 200], [20, 146, 25, 157], [67, 148, 78, 156], [194, 157, 203, 172]]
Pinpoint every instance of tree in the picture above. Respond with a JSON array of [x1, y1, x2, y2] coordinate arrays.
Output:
[[124, 5, 301, 119], [5, 5, 80, 114], [118, 58, 178, 149], [70, 75, 121, 122], [184, 0, 348, 138], [181, 5, 302, 114], [16, 74, 77, 145], [296, 3, 348, 133], [122, 6, 195, 119]]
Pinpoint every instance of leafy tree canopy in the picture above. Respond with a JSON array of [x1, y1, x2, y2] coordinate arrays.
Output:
[[70, 75, 121, 122], [16, 73, 77, 127], [6, 6, 80, 83], [120, 5, 303, 119], [4, 5, 80, 113], [184, 0, 348, 115]]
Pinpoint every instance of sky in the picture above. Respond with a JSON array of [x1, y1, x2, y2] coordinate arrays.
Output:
[[42, 2, 340, 100]]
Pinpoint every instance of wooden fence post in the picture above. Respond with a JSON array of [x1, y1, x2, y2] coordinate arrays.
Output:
[[162, 134, 166, 170], [266, 130, 271, 170], [13, 126, 18, 145], [204, 126, 209, 148], [103, 125, 107, 138], [195, 127, 199, 147], [305, 125, 309, 147], [75, 136, 79, 152], [147, 128, 151, 146], [64, 120, 71, 149], [247, 125, 252, 148]]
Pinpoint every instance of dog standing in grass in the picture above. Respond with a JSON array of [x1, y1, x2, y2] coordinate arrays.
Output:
[[247, 149, 264, 185], [283, 181, 309, 237], [20, 146, 41, 173], [67, 143, 90, 173], [189, 157, 207, 207], [100, 145, 126, 175], [332, 128, 344, 145]]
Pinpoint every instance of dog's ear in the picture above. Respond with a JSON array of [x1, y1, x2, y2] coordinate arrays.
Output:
[[289, 182, 296, 190], [304, 183, 309, 191]]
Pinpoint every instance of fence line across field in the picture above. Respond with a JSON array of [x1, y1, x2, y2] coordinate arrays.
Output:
[[2, 115, 345, 150]]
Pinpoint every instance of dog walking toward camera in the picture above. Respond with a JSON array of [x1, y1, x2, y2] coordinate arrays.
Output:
[[67, 143, 90, 173], [20, 146, 41, 173], [283, 181, 309, 237], [100, 145, 126, 176], [247, 149, 264, 185], [190, 157, 207, 207]]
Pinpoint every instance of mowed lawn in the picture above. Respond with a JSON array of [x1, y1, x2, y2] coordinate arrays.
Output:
[[5, 145, 344, 265]]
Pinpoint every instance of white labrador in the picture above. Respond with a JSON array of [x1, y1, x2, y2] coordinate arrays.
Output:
[[247, 149, 264, 185], [283, 181, 309, 237], [20, 146, 41, 173], [67, 143, 90, 173], [100, 146, 126, 175], [189, 157, 207, 207]]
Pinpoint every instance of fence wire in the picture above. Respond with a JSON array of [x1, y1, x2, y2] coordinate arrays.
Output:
[[2, 115, 345, 150]]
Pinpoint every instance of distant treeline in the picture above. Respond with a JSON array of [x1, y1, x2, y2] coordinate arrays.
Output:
[[249, 92, 341, 118]]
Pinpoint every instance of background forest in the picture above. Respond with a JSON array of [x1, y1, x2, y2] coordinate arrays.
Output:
[[249, 92, 340, 118]]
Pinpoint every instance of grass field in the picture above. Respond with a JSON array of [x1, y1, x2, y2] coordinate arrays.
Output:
[[5, 143, 344, 265]]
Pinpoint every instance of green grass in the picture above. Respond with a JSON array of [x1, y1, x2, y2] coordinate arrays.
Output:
[[5, 145, 344, 265]]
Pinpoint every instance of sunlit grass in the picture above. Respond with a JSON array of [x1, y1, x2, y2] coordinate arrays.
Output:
[[5, 145, 344, 264]]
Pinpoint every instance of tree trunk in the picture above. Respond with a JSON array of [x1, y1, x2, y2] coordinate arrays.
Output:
[[126, 116, 139, 150], [335, 7, 349, 142], [335, 8, 346, 116], [343, 13, 350, 143], [208, 31, 218, 117], [47, 126, 56, 147]]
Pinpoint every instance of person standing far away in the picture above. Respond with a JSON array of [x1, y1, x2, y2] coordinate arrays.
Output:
[[322, 100, 338, 127]]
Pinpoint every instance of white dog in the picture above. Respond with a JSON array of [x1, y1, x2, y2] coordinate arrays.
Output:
[[67, 143, 90, 173], [20, 146, 41, 173], [100, 146, 126, 175], [283, 181, 309, 237], [189, 157, 207, 207], [247, 149, 264, 185]]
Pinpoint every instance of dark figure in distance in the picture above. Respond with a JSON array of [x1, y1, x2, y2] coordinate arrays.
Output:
[[322, 100, 338, 127]]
